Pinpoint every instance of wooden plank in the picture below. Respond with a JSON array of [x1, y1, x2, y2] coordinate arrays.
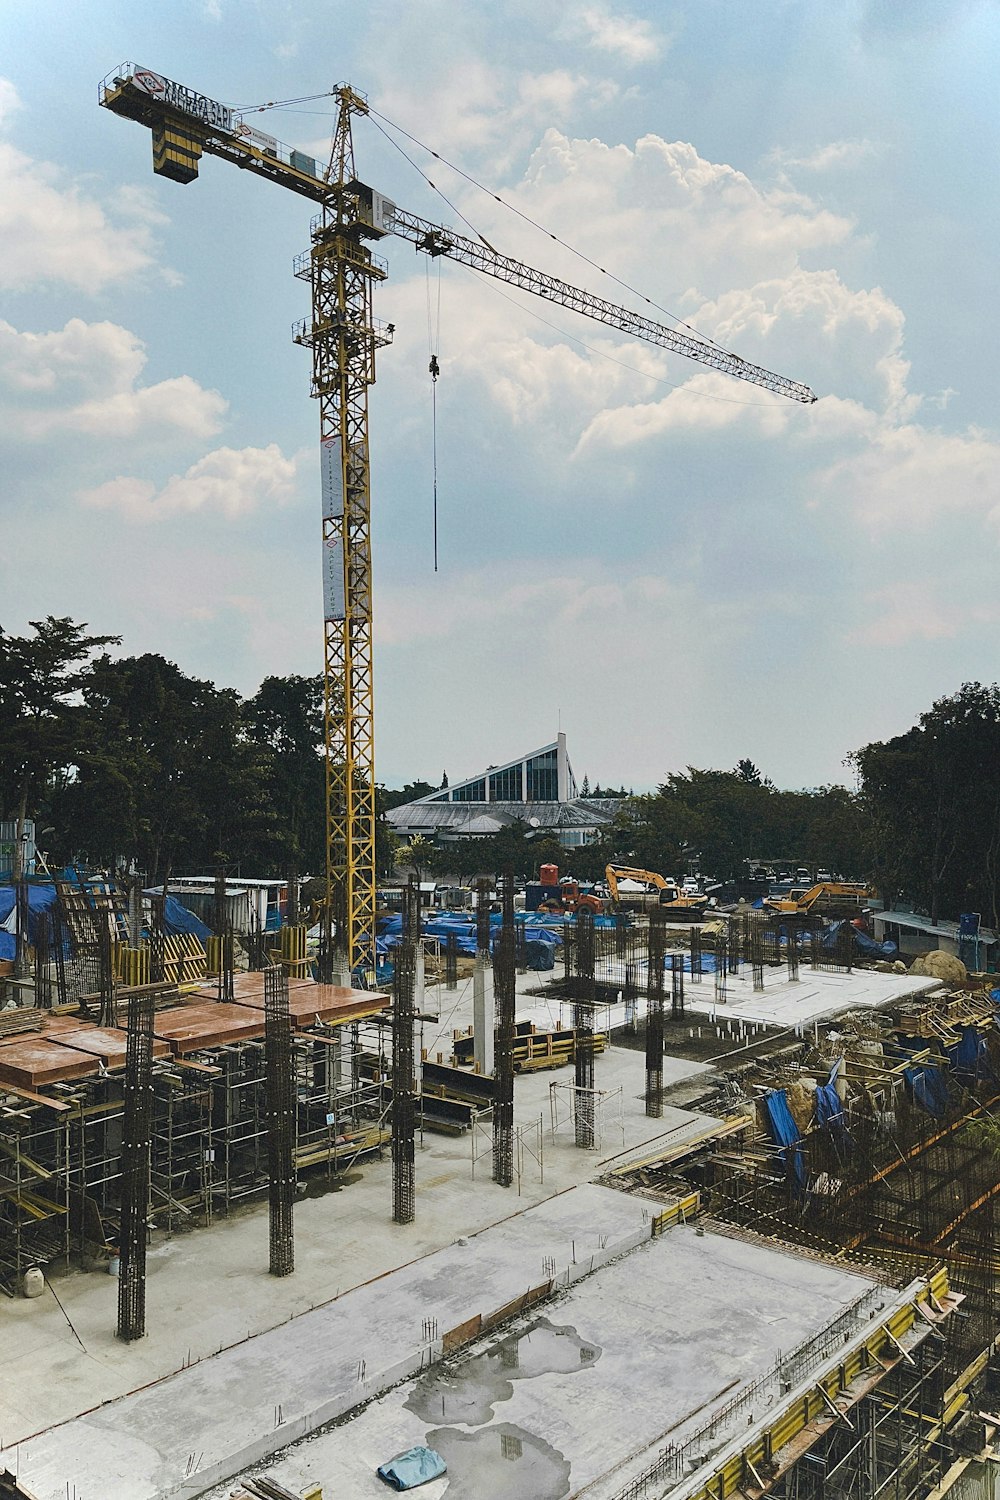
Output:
[[0, 1083, 71, 1112]]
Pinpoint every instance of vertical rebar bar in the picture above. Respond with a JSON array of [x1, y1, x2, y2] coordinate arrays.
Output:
[[492, 871, 516, 1187], [34, 912, 52, 1009], [117, 985, 155, 1341], [444, 933, 458, 990], [264, 963, 295, 1276], [690, 925, 702, 984], [646, 916, 666, 1118], [98, 920, 115, 1027], [670, 950, 685, 1019], [574, 909, 596, 1149], [391, 883, 417, 1224]]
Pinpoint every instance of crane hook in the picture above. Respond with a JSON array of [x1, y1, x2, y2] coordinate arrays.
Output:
[[428, 354, 440, 381]]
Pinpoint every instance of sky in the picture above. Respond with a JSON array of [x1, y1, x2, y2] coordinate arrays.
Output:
[[2, 0, 999, 794]]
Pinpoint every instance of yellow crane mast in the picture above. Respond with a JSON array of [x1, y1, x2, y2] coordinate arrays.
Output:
[[99, 64, 816, 977]]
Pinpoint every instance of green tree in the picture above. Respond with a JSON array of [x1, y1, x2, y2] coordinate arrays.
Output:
[[245, 674, 326, 872], [0, 617, 119, 874], [855, 683, 1000, 923], [54, 653, 270, 882]]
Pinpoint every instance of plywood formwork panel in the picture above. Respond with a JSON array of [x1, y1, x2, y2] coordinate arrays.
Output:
[[230, 982, 389, 1028], [0, 1038, 97, 1088], [50, 1027, 171, 1070], [139, 1002, 267, 1055]]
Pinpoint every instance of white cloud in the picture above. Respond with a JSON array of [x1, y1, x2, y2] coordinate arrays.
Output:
[[0, 78, 162, 293], [770, 140, 880, 173], [819, 422, 1000, 534], [0, 78, 20, 126], [0, 318, 227, 441], [79, 444, 299, 523], [577, 5, 663, 62]]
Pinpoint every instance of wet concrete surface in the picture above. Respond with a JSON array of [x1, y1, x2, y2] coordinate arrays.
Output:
[[405, 1316, 601, 1426]]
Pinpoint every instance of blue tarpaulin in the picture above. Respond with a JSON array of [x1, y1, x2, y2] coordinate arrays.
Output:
[[815, 1060, 850, 1147], [822, 920, 897, 959], [0, 882, 60, 946], [948, 1024, 994, 1085], [160, 895, 211, 942], [905, 1065, 950, 1117], [377, 1446, 447, 1490], [764, 1087, 806, 1185]]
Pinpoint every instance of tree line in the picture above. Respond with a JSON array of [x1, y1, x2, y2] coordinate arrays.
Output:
[[0, 619, 996, 924]]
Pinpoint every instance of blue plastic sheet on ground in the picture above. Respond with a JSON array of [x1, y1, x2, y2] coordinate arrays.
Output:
[[905, 1065, 950, 1117], [376, 911, 563, 957], [764, 1087, 806, 1185], [377, 1445, 447, 1490]]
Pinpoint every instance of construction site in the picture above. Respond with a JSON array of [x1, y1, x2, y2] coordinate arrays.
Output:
[[1, 57, 998, 1500]]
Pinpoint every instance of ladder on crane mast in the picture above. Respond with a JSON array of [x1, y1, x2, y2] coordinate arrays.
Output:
[[99, 64, 817, 979]]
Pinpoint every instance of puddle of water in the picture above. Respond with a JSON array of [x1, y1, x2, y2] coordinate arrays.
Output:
[[426, 1421, 571, 1500], [404, 1317, 601, 1426]]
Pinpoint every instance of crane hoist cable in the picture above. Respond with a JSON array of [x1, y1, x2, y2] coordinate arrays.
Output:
[[426, 258, 442, 572], [366, 103, 725, 353]]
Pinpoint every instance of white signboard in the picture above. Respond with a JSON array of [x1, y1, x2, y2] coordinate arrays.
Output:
[[131, 65, 235, 133], [234, 121, 279, 153], [323, 535, 346, 622], [321, 435, 344, 520]]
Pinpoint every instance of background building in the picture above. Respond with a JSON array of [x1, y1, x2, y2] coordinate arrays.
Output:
[[386, 734, 620, 850]]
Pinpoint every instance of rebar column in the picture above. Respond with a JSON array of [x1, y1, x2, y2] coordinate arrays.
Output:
[[117, 985, 155, 1341], [492, 871, 516, 1187], [444, 933, 458, 989], [34, 912, 51, 1009], [670, 950, 685, 1019], [690, 925, 702, 984], [574, 909, 596, 1148], [13, 877, 29, 979], [264, 963, 295, 1275], [98, 920, 115, 1027], [645, 916, 666, 1117], [714, 935, 728, 1004], [786, 919, 800, 982], [391, 883, 417, 1224], [316, 902, 333, 983], [52, 901, 67, 1007]]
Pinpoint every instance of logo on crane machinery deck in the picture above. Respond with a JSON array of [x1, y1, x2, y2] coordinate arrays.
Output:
[[131, 66, 234, 133]]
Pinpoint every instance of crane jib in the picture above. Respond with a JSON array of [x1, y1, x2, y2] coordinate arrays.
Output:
[[389, 204, 817, 404]]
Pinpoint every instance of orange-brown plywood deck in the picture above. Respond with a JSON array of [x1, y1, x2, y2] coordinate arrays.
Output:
[[50, 1027, 171, 1069], [0, 1037, 99, 1088], [227, 982, 390, 1027], [143, 1002, 267, 1055]]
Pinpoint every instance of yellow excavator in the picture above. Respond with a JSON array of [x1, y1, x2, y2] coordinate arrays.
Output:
[[766, 882, 871, 917], [605, 865, 707, 919]]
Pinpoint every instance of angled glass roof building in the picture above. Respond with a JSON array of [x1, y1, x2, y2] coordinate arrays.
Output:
[[386, 733, 620, 849]]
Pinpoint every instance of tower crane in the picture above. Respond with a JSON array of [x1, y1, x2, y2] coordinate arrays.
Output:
[[99, 65, 817, 977]]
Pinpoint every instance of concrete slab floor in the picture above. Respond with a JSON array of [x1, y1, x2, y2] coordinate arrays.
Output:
[[201, 1223, 880, 1500], [1, 1185, 661, 1500], [0, 1039, 712, 1450]]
